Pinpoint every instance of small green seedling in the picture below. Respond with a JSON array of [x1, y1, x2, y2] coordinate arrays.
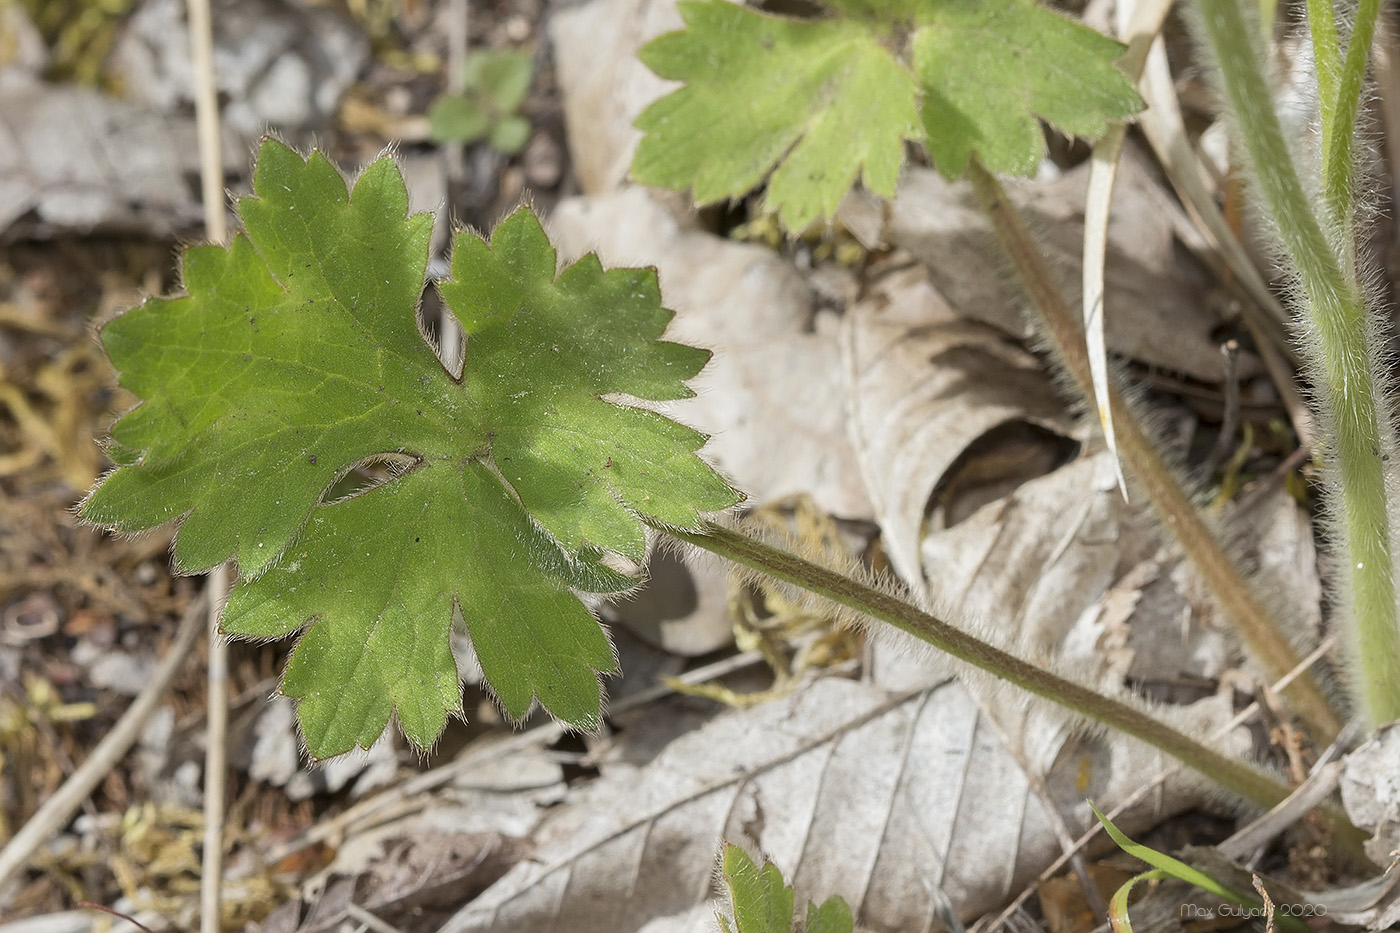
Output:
[[1091, 804, 1309, 933], [717, 844, 852, 933], [427, 48, 534, 153]]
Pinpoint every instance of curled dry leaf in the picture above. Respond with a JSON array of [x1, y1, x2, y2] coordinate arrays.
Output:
[[844, 263, 1158, 683], [836, 256, 1323, 930], [843, 263, 1075, 594], [844, 261, 1322, 697], [876, 151, 1242, 382]]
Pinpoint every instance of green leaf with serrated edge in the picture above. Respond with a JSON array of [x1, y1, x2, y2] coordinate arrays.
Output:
[[632, 0, 1141, 227], [223, 461, 627, 753], [912, 0, 1142, 179], [441, 210, 738, 562], [805, 897, 854, 933], [716, 844, 853, 933], [720, 845, 794, 933], [632, 0, 918, 233], [83, 143, 447, 578], [82, 139, 738, 756]]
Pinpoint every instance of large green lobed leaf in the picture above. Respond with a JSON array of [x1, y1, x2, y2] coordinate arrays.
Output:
[[83, 139, 740, 756], [632, 0, 1143, 230]]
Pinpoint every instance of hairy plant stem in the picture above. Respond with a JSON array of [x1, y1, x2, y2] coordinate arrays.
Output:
[[963, 157, 1344, 742], [665, 520, 1365, 850], [1199, 0, 1400, 726], [1306, 0, 1341, 146], [1320, 0, 1382, 223]]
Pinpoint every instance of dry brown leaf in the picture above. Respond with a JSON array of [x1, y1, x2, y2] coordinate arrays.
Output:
[[257, 832, 527, 933], [876, 151, 1243, 382], [843, 264, 1076, 594], [845, 261, 1322, 696], [842, 265, 1171, 685], [550, 0, 683, 195], [435, 675, 1246, 933], [1340, 723, 1400, 868]]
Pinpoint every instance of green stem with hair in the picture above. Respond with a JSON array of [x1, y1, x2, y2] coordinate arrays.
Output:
[[663, 519, 1366, 859], [1305, 0, 1342, 143], [1320, 0, 1382, 225], [1198, 0, 1400, 726]]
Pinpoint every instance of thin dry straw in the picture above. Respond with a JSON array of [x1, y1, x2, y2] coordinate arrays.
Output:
[[182, 0, 229, 928]]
